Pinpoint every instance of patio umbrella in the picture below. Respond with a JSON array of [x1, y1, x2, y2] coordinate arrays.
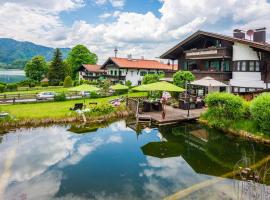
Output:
[[132, 81, 185, 119], [141, 141, 184, 158], [110, 83, 129, 90], [191, 76, 228, 87], [132, 81, 185, 92], [69, 84, 100, 92], [69, 84, 100, 104]]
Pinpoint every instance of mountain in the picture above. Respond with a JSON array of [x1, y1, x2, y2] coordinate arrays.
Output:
[[0, 38, 70, 69]]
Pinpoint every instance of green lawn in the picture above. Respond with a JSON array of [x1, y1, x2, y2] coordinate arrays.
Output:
[[0, 92, 147, 120], [2, 87, 69, 95]]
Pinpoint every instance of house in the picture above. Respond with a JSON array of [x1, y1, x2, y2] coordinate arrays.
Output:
[[160, 28, 270, 93], [79, 64, 107, 81], [101, 57, 177, 85]]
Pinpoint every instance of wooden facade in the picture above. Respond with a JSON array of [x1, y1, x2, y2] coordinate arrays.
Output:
[[161, 30, 270, 85]]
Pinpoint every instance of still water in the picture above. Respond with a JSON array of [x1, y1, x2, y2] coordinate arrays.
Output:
[[0, 70, 26, 83], [0, 121, 270, 200]]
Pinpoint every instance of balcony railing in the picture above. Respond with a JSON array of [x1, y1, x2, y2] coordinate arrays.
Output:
[[185, 47, 232, 59], [191, 71, 232, 82], [104, 75, 126, 80]]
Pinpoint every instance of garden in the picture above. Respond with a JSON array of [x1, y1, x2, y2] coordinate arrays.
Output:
[[201, 92, 270, 140]]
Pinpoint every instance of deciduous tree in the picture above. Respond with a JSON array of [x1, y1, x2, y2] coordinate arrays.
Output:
[[24, 56, 47, 82], [67, 45, 98, 78]]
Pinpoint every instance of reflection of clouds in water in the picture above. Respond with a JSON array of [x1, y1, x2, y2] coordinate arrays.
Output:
[[110, 120, 132, 132], [140, 156, 206, 199], [0, 125, 124, 200], [5, 170, 62, 200], [0, 126, 75, 182]]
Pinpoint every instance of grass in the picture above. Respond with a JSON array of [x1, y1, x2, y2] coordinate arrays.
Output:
[[2, 87, 69, 95], [0, 92, 147, 120]]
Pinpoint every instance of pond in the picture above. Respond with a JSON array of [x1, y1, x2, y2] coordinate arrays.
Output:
[[0, 70, 26, 83], [0, 121, 270, 200]]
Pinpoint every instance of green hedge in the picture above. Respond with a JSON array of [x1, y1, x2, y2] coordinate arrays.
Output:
[[205, 92, 245, 120], [250, 93, 270, 131]]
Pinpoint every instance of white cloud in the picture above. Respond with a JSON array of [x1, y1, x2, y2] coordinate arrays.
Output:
[[0, 0, 270, 63], [95, 0, 125, 8], [0, 0, 84, 12]]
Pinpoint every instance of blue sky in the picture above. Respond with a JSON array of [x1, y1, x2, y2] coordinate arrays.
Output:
[[60, 0, 163, 26], [0, 0, 269, 63]]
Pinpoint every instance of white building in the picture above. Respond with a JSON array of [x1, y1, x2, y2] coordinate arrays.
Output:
[[101, 57, 176, 86]]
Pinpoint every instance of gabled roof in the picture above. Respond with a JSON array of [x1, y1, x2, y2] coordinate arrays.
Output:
[[81, 64, 105, 73], [101, 57, 177, 71], [160, 30, 270, 59]]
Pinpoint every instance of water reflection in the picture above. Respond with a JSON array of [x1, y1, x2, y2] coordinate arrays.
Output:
[[0, 121, 269, 200]]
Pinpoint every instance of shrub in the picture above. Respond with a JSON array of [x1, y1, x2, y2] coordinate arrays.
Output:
[[59, 81, 64, 86], [89, 92, 100, 99], [0, 84, 5, 93], [63, 76, 73, 88], [205, 92, 245, 120], [54, 93, 67, 102], [41, 82, 49, 87], [125, 80, 132, 87], [73, 80, 79, 86], [173, 71, 195, 88], [85, 103, 115, 116], [142, 74, 163, 84], [250, 93, 270, 131], [242, 101, 251, 119], [6, 83, 18, 91]]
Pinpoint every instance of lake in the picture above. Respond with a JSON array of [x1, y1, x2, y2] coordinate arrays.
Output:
[[0, 70, 26, 83], [0, 121, 269, 200]]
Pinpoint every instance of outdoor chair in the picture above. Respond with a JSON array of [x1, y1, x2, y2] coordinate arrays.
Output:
[[70, 103, 83, 111]]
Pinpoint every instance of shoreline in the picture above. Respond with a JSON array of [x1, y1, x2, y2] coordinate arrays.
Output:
[[199, 119, 270, 145], [0, 110, 133, 134]]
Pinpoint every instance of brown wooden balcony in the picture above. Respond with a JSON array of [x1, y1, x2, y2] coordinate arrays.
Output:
[[185, 47, 232, 59], [191, 71, 232, 82]]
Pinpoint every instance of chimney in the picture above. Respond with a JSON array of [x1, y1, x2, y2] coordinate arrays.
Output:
[[127, 54, 132, 60], [253, 27, 266, 43], [233, 29, 245, 39]]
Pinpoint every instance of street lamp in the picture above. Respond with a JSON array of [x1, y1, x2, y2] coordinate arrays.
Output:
[[187, 80, 191, 117]]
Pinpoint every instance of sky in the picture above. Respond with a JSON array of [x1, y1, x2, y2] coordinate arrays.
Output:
[[0, 0, 270, 63]]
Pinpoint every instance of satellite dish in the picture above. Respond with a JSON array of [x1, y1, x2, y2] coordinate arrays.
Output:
[[247, 29, 254, 40]]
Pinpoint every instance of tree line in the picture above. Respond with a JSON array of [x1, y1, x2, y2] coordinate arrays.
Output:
[[24, 44, 98, 86]]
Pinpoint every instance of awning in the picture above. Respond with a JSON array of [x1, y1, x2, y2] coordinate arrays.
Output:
[[191, 76, 228, 87]]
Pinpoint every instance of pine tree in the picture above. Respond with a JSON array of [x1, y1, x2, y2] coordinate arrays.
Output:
[[48, 49, 66, 86]]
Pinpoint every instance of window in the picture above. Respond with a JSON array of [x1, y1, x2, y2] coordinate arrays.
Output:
[[241, 61, 247, 71], [255, 61, 260, 71], [233, 87, 239, 93], [130, 71, 134, 76], [249, 61, 255, 71], [140, 71, 147, 76], [237, 62, 241, 71], [110, 70, 113, 75], [119, 70, 122, 76], [248, 88, 256, 92], [239, 88, 246, 93], [114, 70, 118, 76]]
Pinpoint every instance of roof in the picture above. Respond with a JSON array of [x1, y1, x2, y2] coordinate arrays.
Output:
[[102, 57, 177, 71], [160, 30, 270, 59], [81, 64, 105, 73]]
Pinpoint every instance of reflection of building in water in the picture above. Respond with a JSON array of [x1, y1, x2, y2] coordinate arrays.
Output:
[[156, 124, 270, 187]]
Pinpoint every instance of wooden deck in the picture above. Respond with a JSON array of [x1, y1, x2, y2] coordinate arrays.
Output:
[[139, 106, 205, 126]]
